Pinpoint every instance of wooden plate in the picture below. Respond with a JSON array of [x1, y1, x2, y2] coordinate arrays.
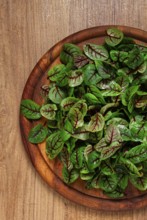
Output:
[[20, 25, 147, 211]]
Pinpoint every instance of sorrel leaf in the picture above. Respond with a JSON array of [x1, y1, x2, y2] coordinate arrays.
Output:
[[20, 99, 41, 119]]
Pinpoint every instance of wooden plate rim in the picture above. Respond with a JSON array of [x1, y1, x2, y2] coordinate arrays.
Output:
[[20, 25, 147, 211]]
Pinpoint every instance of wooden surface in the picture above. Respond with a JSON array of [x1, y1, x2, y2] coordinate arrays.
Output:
[[1, 0, 147, 219]]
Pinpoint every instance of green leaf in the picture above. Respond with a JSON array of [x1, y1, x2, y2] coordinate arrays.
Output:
[[100, 142, 121, 160], [125, 143, 147, 164], [60, 147, 73, 171], [101, 161, 114, 175], [20, 99, 41, 119], [72, 100, 87, 116], [68, 108, 84, 129], [95, 138, 108, 152], [46, 131, 64, 159], [74, 54, 89, 68], [100, 102, 119, 115], [84, 144, 93, 161], [105, 125, 122, 144], [130, 174, 147, 191], [101, 81, 122, 97], [87, 151, 100, 170], [138, 62, 147, 73], [107, 117, 129, 127], [68, 70, 83, 87], [70, 147, 85, 169], [120, 157, 142, 176], [80, 172, 94, 181], [105, 28, 124, 46], [104, 110, 123, 121], [48, 86, 66, 104], [128, 96, 135, 113], [89, 130, 103, 144], [60, 129, 71, 142], [90, 175, 100, 189], [98, 174, 118, 192], [117, 174, 128, 190], [105, 189, 124, 198], [86, 113, 105, 132], [121, 85, 139, 106], [124, 48, 144, 69], [61, 97, 79, 111], [47, 120, 58, 129], [28, 124, 48, 144], [56, 72, 68, 87], [60, 43, 82, 64], [117, 125, 132, 142], [83, 64, 102, 85], [62, 166, 79, 184], [88, 85, 106, 104], [110, 50, 128, 62], [84, 93, 99, 105], [40, 104, 57, 120], [95, 61, 112, 79], [134, 95, 147, 108], [47, 64, 65, 81], [83, 43, 109, 61], [63, 120, 73, 134], [65, 137, 77, 153], [117, 67, 130, 77], [115, 75, 129, 91], [129, 121, 147, 142], [72, 126, 90, 140]]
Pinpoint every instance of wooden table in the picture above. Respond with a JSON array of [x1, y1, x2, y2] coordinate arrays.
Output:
[[1, 0, 147, 219]]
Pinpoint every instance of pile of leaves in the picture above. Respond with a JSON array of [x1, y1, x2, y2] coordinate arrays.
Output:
[[21, 28, 147, 198]]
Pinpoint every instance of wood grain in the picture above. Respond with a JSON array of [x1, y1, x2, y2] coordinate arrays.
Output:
[[1, 0, 147, 219]]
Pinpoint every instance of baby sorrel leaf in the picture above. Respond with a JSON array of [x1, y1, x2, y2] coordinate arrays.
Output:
[[47, 64, 65, 81], [62, 166, 79, 184], [124, 48, 144, 69], [46, 131, 64, 159], [105, 125, 122, 144], [40, 104, 57, 120], [72, 126, 90, 140], [120, 157, 141, 176], [87, 151, 100, 170], [83, 64, 102, 85], [68, 70, 83, 87], [124, 143, 147, 164], [84, 93, 99, 105], [74, 54, 89, 68], [130, 174, 147, 191], [98, 174, 118, 192], [28, 124, 48, 144], [61, 97, 79, 111], [101, 81, 122, 97], [83, 43, 109, 61], [100, 142, 121, 160], [88, 85, 106, 104], [86, 113, 105, 132], [60, 147, 73, 171], [70, 147, 85, 169], [72, 100, 87, 116], [95, 138, 108, 152], [105, 28, 124, 46], [129, 121, 147, 142], [20, 99, 41, 119], [68, 108, 84, 129], [60, 43, 82, 64], [48, 86, 66, 104]]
